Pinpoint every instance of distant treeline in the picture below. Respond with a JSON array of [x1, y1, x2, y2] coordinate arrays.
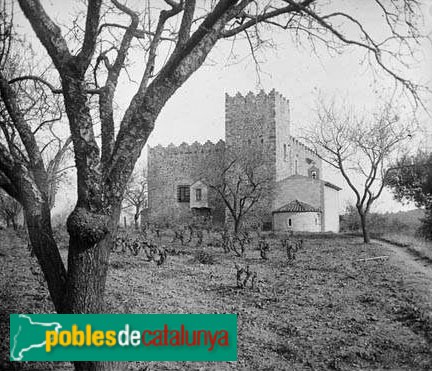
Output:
[[340, 207, 424, 237]]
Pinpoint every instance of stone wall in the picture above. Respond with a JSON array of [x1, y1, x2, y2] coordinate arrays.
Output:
[[225, 90, 277, 156], [225, 90, 280, 224], [274, 91, 291, 181], [147, 140, 225, 224], [274, 175, 322, 211], [287, 137, 322, 178], [273, 211, 321, 232]]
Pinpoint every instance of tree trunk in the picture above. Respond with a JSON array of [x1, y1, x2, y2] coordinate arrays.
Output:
[[134, 206, 139, 230], [359, 212, 370, 244], [65, 232, 112, 312], [64, 207, 117, 313], [24, 201, 67, 313], [65, 207, 124, 371], [234, 218, 240, 235], [11, 217, 17, 230]]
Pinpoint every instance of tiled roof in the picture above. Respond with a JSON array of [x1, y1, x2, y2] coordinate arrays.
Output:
[[273, 200, 321, 213], [275, 175, 342, 192]]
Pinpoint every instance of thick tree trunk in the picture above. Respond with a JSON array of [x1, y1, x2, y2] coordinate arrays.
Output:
[[65, 232, 113, 312], [359, 212, 370, 244], [64, 207, 118, 313], [61, 71, 127, 370], [64, 206, 124, 371]]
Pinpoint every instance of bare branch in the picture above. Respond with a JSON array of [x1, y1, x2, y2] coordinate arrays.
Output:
[[8, 75, 101, 94], [176, 0, 196, 48], [17, 0, 72, 72], [77, 0, 103, 70], [9, 75, 62, 94]]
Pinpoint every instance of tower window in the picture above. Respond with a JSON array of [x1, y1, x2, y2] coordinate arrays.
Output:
[[311, 171, 317, 179], [177, 185, 190, 202], [283, 144, 287, 159], [295, 159, 298, 174], [195, 188, 202, 201], [288, 218, 292, 226]]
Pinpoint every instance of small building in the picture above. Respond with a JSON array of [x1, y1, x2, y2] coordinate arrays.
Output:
[[272, 175, 341, 232], [190, 180, 212, 219], [273, 200, 321, 232]]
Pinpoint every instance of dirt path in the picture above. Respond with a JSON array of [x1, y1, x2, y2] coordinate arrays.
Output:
[[374, 240, 432, 306], [376, 240, 432, 278]]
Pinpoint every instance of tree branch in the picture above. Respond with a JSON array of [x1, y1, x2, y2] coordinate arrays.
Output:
[[0, 73, 47, 188], [8, 75, 101, 94], [76, 0, 103, 71], [17, 0, 72, 72]]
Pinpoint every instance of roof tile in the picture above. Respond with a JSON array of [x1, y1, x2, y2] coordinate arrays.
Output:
[[273, 200, 321, 213]]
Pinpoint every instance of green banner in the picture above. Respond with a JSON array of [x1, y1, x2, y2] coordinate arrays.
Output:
[[10, 314, 237, 361]]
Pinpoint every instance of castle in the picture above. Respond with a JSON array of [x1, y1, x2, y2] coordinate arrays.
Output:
[[146, 90, 340, 232]]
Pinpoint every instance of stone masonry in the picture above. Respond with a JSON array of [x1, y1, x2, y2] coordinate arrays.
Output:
[[147, 140, 226, 225]]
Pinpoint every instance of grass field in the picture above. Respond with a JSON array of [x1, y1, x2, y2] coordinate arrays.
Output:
[[1, 228, 432, 370]]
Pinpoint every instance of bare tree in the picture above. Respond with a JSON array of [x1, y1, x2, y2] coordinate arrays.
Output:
[[305, 101, 411, 243], [122, 167, 147, 230], [201, 147, 273, 234], [0, 1, 427, 369], [0, 4, 69, 319]]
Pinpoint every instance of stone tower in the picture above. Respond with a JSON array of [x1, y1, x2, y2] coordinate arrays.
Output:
[[225, 89, 292, 182]]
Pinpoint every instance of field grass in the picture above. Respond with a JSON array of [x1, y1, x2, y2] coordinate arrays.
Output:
[[378, 233, 432, 262], [1, 228, 432, 370]]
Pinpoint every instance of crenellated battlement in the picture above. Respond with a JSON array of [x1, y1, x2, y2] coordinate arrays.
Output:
[[225, 89, 273, 104], [289, 136, 318, 156], [149, 139, 225, 158], [225, 89, 289, 111]]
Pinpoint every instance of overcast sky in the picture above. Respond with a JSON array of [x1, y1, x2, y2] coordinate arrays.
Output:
[[14, 1, 432, 214]]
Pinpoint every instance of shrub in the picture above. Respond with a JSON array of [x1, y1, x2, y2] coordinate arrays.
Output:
[[194, 251, 216, 265]]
